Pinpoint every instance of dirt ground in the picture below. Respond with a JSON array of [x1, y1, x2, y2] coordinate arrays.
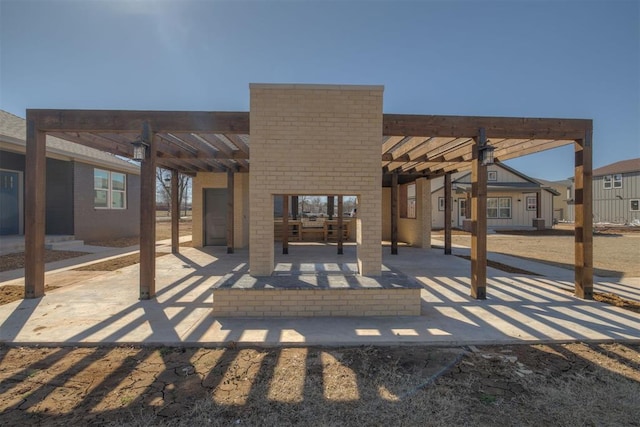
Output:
[[0, 250, 89, 273], [433, 227, 640, 277], [2, 225, 639, 424], [0, 343, 638, 426]]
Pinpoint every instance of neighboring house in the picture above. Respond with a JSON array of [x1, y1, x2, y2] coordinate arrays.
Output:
[[430, 162, 559, 229], [537, 178, 573, 223], [0, 110, 140, 240], [567, 158, 640, 224]]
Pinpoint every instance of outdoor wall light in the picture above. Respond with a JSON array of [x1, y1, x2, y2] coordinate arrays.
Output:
[[131, 137, 149, 161], [479, 145, 495, 166]]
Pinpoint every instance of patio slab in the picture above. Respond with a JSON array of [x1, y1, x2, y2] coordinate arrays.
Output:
[[0, 244, 639, 346]]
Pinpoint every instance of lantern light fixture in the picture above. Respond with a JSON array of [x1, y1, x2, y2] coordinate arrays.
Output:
[[131, 137, 149, 161], [479, 144, 495, 166]]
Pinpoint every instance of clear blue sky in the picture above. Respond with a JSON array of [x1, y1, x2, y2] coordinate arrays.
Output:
[[1, 0, 638, 181]]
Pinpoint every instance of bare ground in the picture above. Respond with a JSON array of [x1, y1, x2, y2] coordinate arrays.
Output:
[[0, 343, 638, 426], [0, 250, 90, 273], [433, 228, 640, 277], [2, 225, 639, 424]]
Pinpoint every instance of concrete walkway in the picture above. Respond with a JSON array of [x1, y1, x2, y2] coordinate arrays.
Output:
[[1, 242, 638, 346]]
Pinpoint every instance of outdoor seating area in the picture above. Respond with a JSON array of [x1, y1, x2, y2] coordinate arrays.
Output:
[[274, 218, 352, 242]]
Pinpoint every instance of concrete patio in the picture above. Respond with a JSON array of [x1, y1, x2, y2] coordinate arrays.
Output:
[[0, 243, 639, 346]]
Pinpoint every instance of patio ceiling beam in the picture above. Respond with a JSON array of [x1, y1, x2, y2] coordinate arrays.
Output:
[[494, 139, 574, 162], [49, 132, 134, 158], [29, 109, 250, 133], [383, 114, 592, 140], [224, 134, 250, 156]]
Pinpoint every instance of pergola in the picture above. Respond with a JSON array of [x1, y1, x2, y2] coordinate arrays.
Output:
[[24, 109, 593, 301]]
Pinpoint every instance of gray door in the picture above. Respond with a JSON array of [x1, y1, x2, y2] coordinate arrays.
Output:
[[0, 171, 20, 235], [204, 188, 227, 246]]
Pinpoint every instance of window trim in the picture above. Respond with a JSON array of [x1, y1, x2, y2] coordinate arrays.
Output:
[[487, 197, 512, 219], [94, 168, 127, 210], [525, 195, 537, 211], [603, 174, 623, 189], [487, 171, 498, 182], [631, 199, 639, 212], [438, 197, 445, 211]]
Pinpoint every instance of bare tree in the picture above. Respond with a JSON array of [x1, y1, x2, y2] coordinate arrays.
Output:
[[156, 168, 191, 217]]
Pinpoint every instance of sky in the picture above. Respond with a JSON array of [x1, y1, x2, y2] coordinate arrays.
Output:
[[1, 0, 638, 181]]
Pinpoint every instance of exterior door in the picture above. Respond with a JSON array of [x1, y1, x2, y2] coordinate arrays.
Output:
[[204, 188, 228, 246], [0, 171, 20, 235], [458, 198, 467, 227]]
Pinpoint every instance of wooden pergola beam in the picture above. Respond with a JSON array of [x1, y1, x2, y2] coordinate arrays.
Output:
[[384, 114, 592, 140], [470, 128, 488, 300], [444, 172, 452, 255], [29, 109, 250, 133], [171, 170, 180, 254], [139, 123, 157, 300], [574, 132, 593, 299], [24, 115, 46, 298]]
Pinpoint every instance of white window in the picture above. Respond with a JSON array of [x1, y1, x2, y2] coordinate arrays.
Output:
[[603, 174, 623, 189], [487, 171, 498, 181], [526, 196, 537, 211], [631, 200, 639, 212], [487, 197, 511, 219], [94, 169, 127, 209], [438, 197, 445, 211]]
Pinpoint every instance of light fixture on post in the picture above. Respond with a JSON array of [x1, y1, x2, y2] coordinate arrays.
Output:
[[131, 137, 149, 161], [479, 143, 495, 166]]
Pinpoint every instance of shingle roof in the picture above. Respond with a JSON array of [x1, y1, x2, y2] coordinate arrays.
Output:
[[0, 110, 139, 174], [592, 158, 640, 177]]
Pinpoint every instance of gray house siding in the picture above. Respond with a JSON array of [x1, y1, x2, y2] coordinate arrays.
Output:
[[73, 162, 141, 241], [0, 150, 25, 172], [45, 158, 74, 235], [1, 150, 74, 235], [593, 171, 640, 224]]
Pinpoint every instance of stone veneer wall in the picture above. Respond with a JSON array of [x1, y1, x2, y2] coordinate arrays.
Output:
[[249, 84, 383, 276]]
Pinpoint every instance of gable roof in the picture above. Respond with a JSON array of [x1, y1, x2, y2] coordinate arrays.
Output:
[[431, 162, 560, 195], [592, 158, 640, 177], [0, 110, 139, 174]]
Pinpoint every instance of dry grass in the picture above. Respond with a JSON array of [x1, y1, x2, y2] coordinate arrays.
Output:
[[437, 230, 640, 277], [0, 250, 89, 273], [3, 344, 635, 426]]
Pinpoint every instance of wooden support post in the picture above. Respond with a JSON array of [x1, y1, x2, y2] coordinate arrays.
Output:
[[139, 122, 156, 300], [444, 172, 452, 255], [170, 169, 180, 254], [536, 189, 542, 220], [292, 196, 299, 220], [227, 170, 235, 254], [337, 195, 344, 255], [470, 128, 488, 299], [327, 195, 334, 220], [574, 132, 593, 299], [25, 117, 46, 298], [282, 194, 289, 255], [391, 172, 398, 255]]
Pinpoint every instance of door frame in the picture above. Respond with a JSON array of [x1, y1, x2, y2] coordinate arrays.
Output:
[[203, 188, 228, 246], [0, 168, 24, 235]]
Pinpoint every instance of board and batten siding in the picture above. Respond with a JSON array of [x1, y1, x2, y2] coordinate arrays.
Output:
[[592, 171, 640, 224]]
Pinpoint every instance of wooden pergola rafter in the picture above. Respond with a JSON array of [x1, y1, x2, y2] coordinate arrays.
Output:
[[24, 109, 593, 303]]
